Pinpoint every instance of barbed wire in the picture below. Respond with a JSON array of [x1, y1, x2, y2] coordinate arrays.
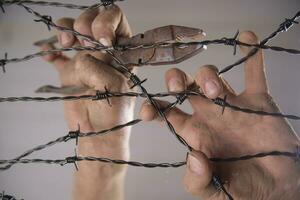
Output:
[[1, 90, 300, 120], [219, 11, 300, 74], [1, 1, 300, 199], [1, 0, 123, 11], [0, 38, 299, 69], [0, 191, 22, 200]]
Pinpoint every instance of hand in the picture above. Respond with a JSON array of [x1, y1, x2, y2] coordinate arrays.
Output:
[[38, 5, 134, 200], [139, 31, 300, 199]]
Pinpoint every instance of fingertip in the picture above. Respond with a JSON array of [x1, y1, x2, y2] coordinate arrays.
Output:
[[195, 65, 223, 99], [56, 17, 76, 47], [165, 68, 187, 92], [238, 31, 260, 54], [183, 151, 213, 196], [187, 151, 212, 178], [139, 101, 156, 121]]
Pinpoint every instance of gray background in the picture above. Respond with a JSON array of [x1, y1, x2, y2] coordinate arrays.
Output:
[[0, 0, 300, 199]]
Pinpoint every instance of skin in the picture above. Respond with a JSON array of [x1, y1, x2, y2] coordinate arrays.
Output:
[[39, 5, 300, 200], [39, 5, 134, 200], [139, 32, 300, 199]]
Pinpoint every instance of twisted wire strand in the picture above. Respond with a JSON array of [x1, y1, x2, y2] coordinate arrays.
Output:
[[0, 150, 297, 169], [0, 157, 187, 168], [219, 11, 300, 74], [0, 191, 21, 200], [1, 4, 299, 199], [2, 0, 98, 10], [1, 39, 299, 68], [19, 4, 105, 46], [2, 0, 124, 10], [17, 2, 192, 151], [0, 119, 142, 170], [1, 91, 299, 120]]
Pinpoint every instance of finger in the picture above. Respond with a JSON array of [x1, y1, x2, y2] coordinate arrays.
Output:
[[184, 151, 223, 199], [73, 9, 99, 46], [75, 54, 124, 90], [92, 5, 132, 46], [238, 31, 268, 94], [220, 77, 237, 96], [165, 68, 194, 93], [56, 18, 76, 47], [39, 43, 69, 71], [139, 99, 191, 133], [165, 68, 218, 117], [195, 65, 225, 99]]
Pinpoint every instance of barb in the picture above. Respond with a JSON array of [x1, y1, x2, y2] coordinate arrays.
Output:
[[212, 174, 234, 200], [219, 10, 300, 74], [1, 90, 299, 120], [1, 3, 299, 200], [20, 4, 104, 47], [0, 157, 187, 168], [2, 0, 123, 10], [0, 191, 21, 200], [223, 30, 239, 55], [0, 53, 7, 73], [1, 149, 299, 169], [1, 39, 299, 71], [0, 0, 5, 13], [0, 119, 142, 170]]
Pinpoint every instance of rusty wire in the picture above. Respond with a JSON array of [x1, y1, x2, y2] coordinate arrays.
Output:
[[0, 1, 300, 199]]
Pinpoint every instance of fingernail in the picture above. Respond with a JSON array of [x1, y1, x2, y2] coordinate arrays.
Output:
[[99, 38, 112, 47], [168, 78, 183, 92], [204, 80, 219, 98], [61, 33, 73, 46], [188, 154, 202, 176]]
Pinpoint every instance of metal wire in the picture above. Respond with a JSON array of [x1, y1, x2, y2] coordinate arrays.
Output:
[[1, 0, 123, 10], [1, 90, 300, 120], [1, 2, 300, 199], [1, 39, 299, 69], [219, 11, 300, 74]]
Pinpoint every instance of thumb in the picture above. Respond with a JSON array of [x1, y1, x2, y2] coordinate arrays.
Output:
[[184, 151, 224, 199]]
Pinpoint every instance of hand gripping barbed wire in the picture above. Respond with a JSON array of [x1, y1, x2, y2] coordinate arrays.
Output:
[[1, 1, 300, 200]]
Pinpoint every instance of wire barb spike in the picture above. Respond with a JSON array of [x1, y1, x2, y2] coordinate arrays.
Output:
[[129, 74, 147, 89], [34, 15, 53, 31], [67, 124, 80, 145], [223, 30, 239, 55], [280, 18, 299, 32], [0, 53, 7, 73], [0, 0, 5, 13]]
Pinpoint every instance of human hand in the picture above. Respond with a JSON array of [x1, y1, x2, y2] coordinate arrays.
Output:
[[139, 31, 300, 199], [38, 4, 133, 154], [38, 5, 134, 200]]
